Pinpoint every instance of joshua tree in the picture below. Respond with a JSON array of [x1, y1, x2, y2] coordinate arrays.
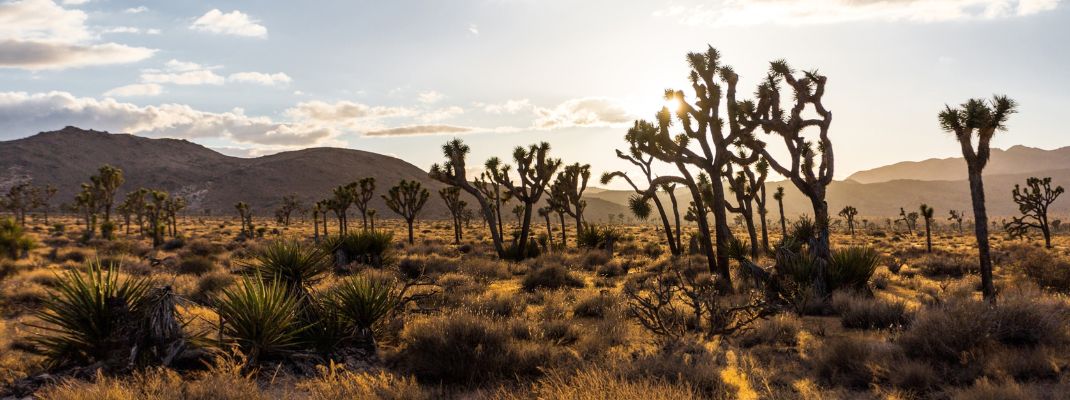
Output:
[[948, 210, 965, 234], [90, 165, 125, 239], [235, 201, 253, 238], [429, 139, 507, 257], [553, 163, 591, 230], [485, 142, 561, 258], [147, 191, 168, 247], [2, 182, 33, 226], [368, 209, 377, 231], [275, 194, 301, 226], [773, 186, 787, 239], [939, 95, 1017, 301], [604, 133, 683, 255], [439, 187, 467, 244], [329, 185, 354, 234], [352, 178, 376, 231], [164, 197, 186, 237], [897, 207, 918, 235], [838, 206, 858, 236], [920, 204, 934, 253], [1005, 177, 1063, 248], [74, 184, 99, 240], [311, 201, 322, 241], [628, 194, 652, 224], [538, 206, 555, 248], [475, 169, 510, 241], [725, 154, 768, 258], [383, 180, 430, 245], [315, 199, 331, 238], [30, 184, 57, 224]]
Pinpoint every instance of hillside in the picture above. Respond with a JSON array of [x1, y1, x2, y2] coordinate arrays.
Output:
[[0, 127, 628, 221], [846, 145, 1070, 183]]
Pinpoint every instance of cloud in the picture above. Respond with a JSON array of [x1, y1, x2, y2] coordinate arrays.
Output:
[[102, 26, 142, 34], [533, 97, 634, 129], [418, 90, 443, 104], [163, 59, 206, 72], [141, 69, 225, 85], [228, 71, 292, 86], [364, 125, 474, 137], [103, 83, 162, 97], [478, 98, 531, 114], [283, 100, 414, 122], [0, 0, 155, 70], [0, 91, 332, 146], [60, 0, 87, 4], [190, 9, 267, 38], [123, 6, 147, 14], [654, 0, 1061, 26], [418, 106, 464, 122], [468, 24, 479, 35]]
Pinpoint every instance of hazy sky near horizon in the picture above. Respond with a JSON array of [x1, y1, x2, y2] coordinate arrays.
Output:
[[0, 0, 1067, 188]]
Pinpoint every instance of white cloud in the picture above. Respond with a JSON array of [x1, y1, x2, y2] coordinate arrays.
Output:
[[103, 26, 141, 34], [103, 83, 162, 97], [190, 9, 267, 38], [0, 91, 333, 146], [364, 125, 474, 137], [284, 100, 413, 122], [0, 0, 155, 70], [654, 0, 1062, 26], [418, 106, 464, 122], [418, 90, 444, 104], [478, 98, 531, 114], [468, 24, 479, 35], [145, 28, 161, 35], [141, 69, 225, 85], [228, 71, 292, 86], [533, 97, 634, 129], [60, 0, 87, 5], [163, 59, 206, 72], [123, 6, 147, 14]]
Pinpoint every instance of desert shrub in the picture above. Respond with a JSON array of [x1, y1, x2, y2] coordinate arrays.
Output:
[[871, 270, 892, 290], [739, 314, 801, 347], [58, 249, 87, 264], [28, 262, 152, 368], [987, 292, 1068, 347], [239, 239, 331, 292], [397, 254, 457, 279], [299, 364, 431, 400], [1012, 246, 1070, 292], [392, 313, 535, 384], [327, 274, 400, 335], [898, 299, 993, 363], [522, 264, 585, 292], [0, 218, 35, 260], [216, 277, 306, 363], [620, 340, 726, 395], [916, 251, 976, 278], [889, 359, 939, 392], [192, 270, 235, 303], [811, 336, 881, 389], [185, 239, 225, 258], [539, 319, 581, 345], [950, 379, 1031, 400], [177, 255, 216, 275], [323, 230, 394, 267], [643, 242, 664, 259], [572, 292, 617, 319], [497, 368, 698, 400], [581, 250, 612, 269], [161, 237, 186, 250], [467, 292, 525, 317], [984, 347, 1060, 381], [839, 296, 912, 330], [458, 258, 511, 281], [502, 238, 541, 260]]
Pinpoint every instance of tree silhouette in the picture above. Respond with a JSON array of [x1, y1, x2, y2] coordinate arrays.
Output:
[[604, 130, 683, 255], [484, 142, 561, 258], [948, 210, 964, 234], [939, 95, 1017, 301], [430, 139, 508, 257], [329, 184, 354, 234], [920, 204, 934, 253], [1005, 177, 1063, 248], [383, 180, 430, 245], [439, 187, 467, 244], [773, 186, 787, 238], [275, 194, 301, 227], [838, 206, 858, 236], [147, 191, 168, 246], [553, 163, 591, 231], [235, 201, 253, 239], [352, 178, 376, 231]]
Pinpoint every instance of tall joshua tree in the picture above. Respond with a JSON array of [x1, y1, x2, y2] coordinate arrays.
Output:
[[475, 168, 510, 241], [948, 210, 965, 234], [839, 205, 858, 236], [939, 95, 1017, 301], [235, 201, 253, 238], [553, 163, 591, 230], [383, 180, 430, 245], [602, 131, 682, 255], [1005, 177, 1063, 248], [485, 142, 561, 258], [352, 178, 376, 231], [773, 186, 787, 238], [538, 206, 555, 248], [330, 185, 354, 234], [90, 165, 125, 239], [430, 139, 507, 257], [312, 201, 323, 242], [920, 204, 934, 253], [439, 187, 467, 244], [147, 191, 168, 247], [275, 194, 301, 226]]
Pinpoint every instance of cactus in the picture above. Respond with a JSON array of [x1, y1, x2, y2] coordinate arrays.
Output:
[[938, 95, 1018, 301], [382, 180, 430, 245], [1004, 177, 1063, 248]]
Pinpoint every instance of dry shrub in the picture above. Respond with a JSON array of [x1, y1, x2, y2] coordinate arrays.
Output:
[[983, 347, 1060, 381], [38, 365, 265, 400], [572, 291, 618, 319], [739, 314, 801, 348], [580, 250, 612, 269], [397, 254, 458, 278], [184, 239, 225, 258], [950, 379, 1031, 400], [521, 264, 584, 292], [466, 291, 525, 317], [834, 292, 912, 330], [619, 340, 727, 396], [495, 368, 698, 400], [915, 251, 976, 278], [177, 255, 215, 275], [889, 359, 939, 393], [1009, 245, 1070, 293], [458, 258, 511, 281], [191, 270, 236, 303], [298, 364, 431, 400], [898, 299, 993, 363], [811, 336, 886, 389]]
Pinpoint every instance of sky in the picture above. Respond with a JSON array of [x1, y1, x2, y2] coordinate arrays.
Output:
[[0, 0, 1067, 189]]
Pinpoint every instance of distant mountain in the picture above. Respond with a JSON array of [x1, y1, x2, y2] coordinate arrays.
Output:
[[846, 145, 1070, 184], [0, 127, 628, 220]]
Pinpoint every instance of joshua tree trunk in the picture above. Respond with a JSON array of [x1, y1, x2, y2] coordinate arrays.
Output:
[[651, 194, 679, 255], [558, 212, 567, 245], [543, 212, 554, 248], [406, 219, 415, 245], [968, 170, 995, 300], [516, 204, 534, 254], [668, 188, 682, 252], [924, 218, 932, 253]]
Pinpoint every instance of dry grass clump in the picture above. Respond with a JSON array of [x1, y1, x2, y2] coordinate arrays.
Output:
[[832, 292, 912, 330], [298, 364, 431, 400], [572, 291, 618, 319], [1006, 244, 1070, 293], [176, 255, 215, 275], [495, 367, 698, 400], [811, 336, 890, 389], [38, 364, 266, 400], [739, 314, 801, 348], [521, 263, 584, 292], [914, 251, 976, 278]]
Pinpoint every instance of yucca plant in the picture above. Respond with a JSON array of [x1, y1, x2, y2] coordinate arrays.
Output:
[[0, 217, 34, 260], [827, 247, 881, 291], [30, 261, 152, 368], [322, 230, 394, 267], [216, 277, 307, 363], [328, 275, 400, 336], [239, 239, 331, 293]]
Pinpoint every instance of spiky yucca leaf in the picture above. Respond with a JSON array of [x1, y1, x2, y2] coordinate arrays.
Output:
[[828, 247, 881, 291], [30, 261, 151, 367], [217, 276, 307, 362], [329, 275, 399, 332], [240, 239, 331, 291]]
